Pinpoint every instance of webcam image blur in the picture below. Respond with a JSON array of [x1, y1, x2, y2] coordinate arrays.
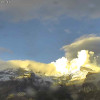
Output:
[[0, 0, 100, 100]]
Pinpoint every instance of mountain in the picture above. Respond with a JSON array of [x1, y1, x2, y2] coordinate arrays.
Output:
[[0, 67, 100, 100]]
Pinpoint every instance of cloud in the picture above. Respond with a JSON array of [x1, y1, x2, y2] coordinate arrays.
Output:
[[1, 35, 100, 79], [0, 60, 56, 76], [62, 35, 100, 60], [0, 0, 100, 21], [0, 60, 15, 70], [64, 29, 71, 34], [10, 60, 57, 75], [0, 47, 12, 54]]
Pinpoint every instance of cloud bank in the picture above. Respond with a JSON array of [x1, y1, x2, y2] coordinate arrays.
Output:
[[8, 60, 56, 76], [0, 60, 57, 76], [1, 0, 100, 21], [1, 35, 100, 77]]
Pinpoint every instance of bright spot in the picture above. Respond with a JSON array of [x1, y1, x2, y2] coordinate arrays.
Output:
[[51, 57, 68, 75]]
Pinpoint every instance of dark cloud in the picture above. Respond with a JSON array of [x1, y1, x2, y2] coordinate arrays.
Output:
[[0, 0, 100, 21], [63, 35, 100, 60]]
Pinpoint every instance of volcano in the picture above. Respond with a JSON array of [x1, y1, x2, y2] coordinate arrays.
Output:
[[0, 66, 100, 100]]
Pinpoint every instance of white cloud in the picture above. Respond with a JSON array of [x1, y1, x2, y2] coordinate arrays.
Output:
[[0, 0, 100, 21]]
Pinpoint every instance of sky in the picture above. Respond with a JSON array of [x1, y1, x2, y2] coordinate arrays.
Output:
[[0, 0, 100, 63]]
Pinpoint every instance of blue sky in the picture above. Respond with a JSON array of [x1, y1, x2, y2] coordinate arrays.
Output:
[[0, 0, 100, 63]]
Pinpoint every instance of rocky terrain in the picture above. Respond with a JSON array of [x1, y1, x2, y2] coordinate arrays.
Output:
[[0, 68, 100, 100]]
